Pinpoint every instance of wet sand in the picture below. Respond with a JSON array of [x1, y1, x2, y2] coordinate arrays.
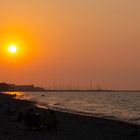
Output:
[[0, 92, 140, 140]]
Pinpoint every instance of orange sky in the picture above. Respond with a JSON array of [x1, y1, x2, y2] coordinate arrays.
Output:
[[0, 0, 140, 89]]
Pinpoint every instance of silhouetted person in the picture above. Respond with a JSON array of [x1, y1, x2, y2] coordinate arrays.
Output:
[[46, 109, 59, 132], [5, 102, 15, 114], [13, 93, 17, 97], [30, 113, 41, 129], [17, 112, 24, 122], [24, 107, 34, 126], [24, 107, 40, 129]]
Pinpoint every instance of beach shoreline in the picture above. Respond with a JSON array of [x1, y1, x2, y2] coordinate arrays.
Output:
[[0, 92, 140, 140]]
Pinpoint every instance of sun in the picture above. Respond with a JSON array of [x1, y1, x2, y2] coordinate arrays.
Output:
[[8, 45, 17, 53]]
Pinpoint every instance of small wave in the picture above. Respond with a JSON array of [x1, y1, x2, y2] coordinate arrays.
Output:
[[129, 117, 140, 121], [36, 102, 49, 109], [53, 103, 61, 106]]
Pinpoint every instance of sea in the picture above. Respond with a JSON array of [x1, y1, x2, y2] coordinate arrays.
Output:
[[5, 91, 140, 125]]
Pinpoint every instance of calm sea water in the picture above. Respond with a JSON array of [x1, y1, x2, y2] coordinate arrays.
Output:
[[6, 91, 140, 125]]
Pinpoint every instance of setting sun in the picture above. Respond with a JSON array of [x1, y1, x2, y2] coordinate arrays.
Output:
[[8, 45, 17, 53]]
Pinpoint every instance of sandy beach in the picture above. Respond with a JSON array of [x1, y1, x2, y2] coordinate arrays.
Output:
[[0, 92, 140, 140]]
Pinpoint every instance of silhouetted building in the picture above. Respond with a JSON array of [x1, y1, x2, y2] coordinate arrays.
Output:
[[0, 83, 11, 91], [0, 83, 45, 92]]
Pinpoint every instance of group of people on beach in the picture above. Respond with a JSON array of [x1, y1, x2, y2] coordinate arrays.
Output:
[[5, 101, 59, 131], [17, 107, 59, 131]]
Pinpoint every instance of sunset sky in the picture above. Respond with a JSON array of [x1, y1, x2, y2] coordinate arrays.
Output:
[[0, 0, 140, 90]]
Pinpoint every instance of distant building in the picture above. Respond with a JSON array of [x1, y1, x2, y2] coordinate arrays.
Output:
[[14, 84, 45, 91], [0, 83, 11, 91], [0, 83, 45, 92]]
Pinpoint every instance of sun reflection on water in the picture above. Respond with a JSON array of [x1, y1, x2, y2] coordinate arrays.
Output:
[[4, 92, 24, 98]]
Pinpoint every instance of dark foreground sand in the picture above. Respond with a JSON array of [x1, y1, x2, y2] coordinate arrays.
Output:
[[0, 93, 140, 140]]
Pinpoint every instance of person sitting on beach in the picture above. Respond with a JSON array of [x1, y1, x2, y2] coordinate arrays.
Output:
[[24, 107, 34, 126], [5, 102, 15, 114], [17, 112, 24, 122], [43, 109, 59, 132], [12, 93, 17, 97], [24, 107, 41, 129]]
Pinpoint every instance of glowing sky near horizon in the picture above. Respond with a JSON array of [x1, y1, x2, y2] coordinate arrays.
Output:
[[0, 0, 140, 89]]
